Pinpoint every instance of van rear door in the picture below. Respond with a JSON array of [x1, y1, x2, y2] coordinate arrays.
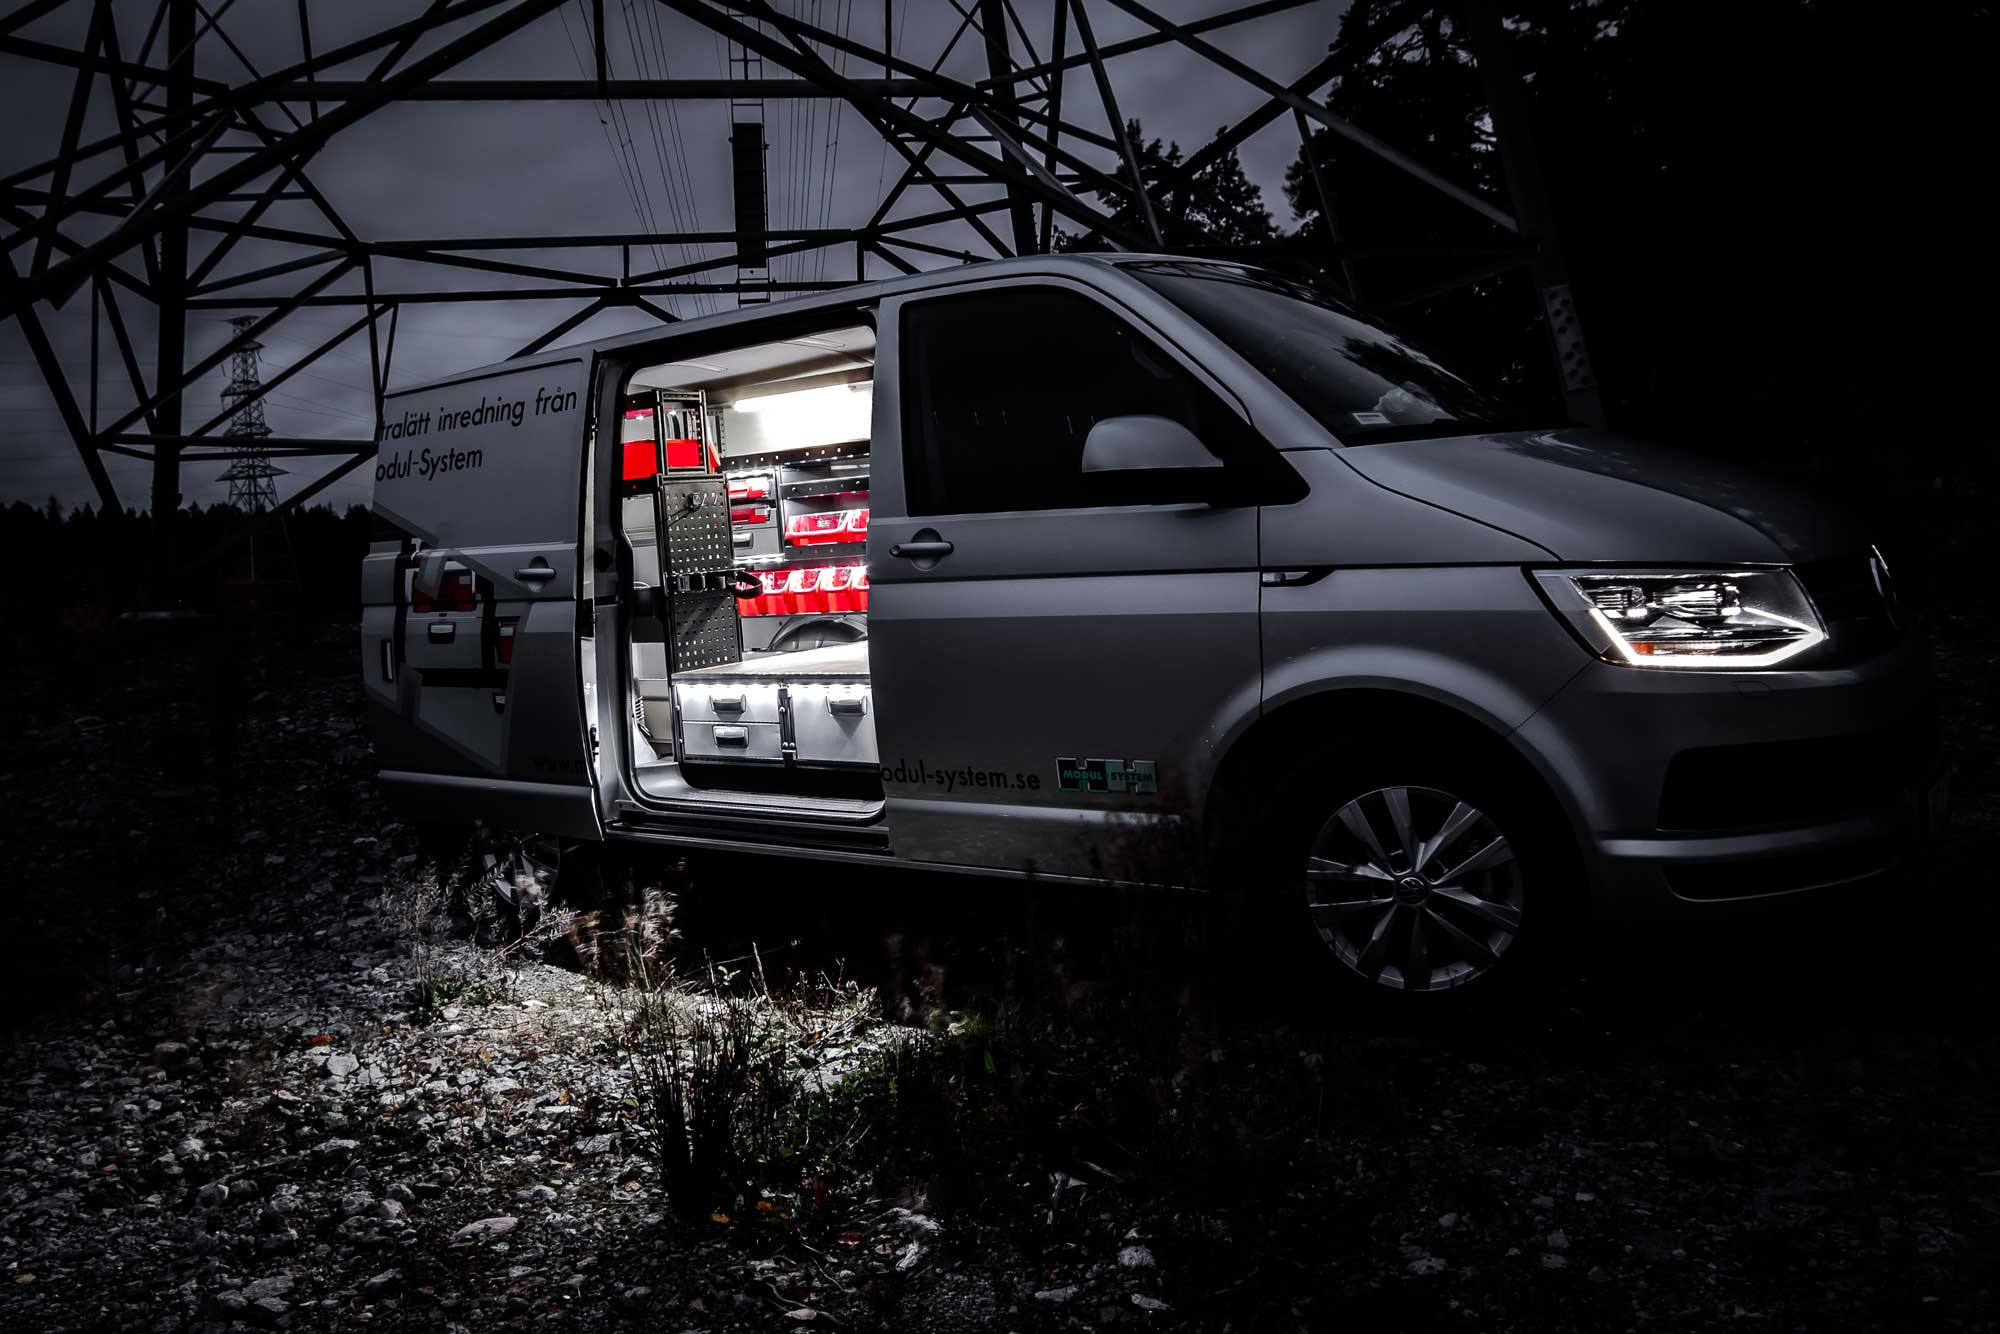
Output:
[[361, 353, 599, 838]]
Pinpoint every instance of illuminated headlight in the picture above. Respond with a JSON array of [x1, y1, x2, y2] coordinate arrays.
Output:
[[1533, 568, 1826, 668]]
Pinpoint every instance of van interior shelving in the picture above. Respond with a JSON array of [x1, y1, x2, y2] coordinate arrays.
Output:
[[616, 325, 881, 815]]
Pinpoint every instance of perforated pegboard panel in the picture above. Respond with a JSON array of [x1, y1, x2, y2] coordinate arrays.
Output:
[[658, 478, 734, 576], [670, 588, 742, 672]]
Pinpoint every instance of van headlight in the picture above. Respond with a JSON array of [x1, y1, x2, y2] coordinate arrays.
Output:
[[1532, 568, 1826, 668]]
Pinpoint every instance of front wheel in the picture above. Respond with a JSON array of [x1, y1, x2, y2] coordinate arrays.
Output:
[[1229, 747, 1577, 1003], [1306, 784, 1529, 992]]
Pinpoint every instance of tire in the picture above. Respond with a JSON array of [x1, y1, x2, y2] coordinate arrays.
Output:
[[1219, 733, 1578, 1008]]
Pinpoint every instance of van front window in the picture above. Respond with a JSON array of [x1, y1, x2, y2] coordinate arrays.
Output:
[[1125, 260, 1527, 445]]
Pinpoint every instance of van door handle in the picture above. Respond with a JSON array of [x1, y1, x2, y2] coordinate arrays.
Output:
[[889, 540, 953, 559], [515, 566, 556, 583]]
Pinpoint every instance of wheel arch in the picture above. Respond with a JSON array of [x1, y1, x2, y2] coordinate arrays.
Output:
[[1206, 686, 1584, 867]]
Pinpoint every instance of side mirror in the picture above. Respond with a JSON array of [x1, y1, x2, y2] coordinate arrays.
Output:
[[1081, 415, 1223, 476], [1081, 415, 1245, 504]]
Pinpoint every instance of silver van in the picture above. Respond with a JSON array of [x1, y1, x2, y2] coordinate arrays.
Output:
[[362, 255, 1941, 1000]]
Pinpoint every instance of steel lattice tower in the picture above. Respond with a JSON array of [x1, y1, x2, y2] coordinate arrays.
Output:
[[215, 316, 286, 513], [0, 0, 1604, 586]]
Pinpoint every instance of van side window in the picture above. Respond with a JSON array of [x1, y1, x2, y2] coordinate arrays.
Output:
[[899, 286, 1244, 515]]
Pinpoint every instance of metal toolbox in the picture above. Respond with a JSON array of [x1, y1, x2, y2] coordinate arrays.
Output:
[[787, 681, 878, 769], [681, 719, 784, 764]]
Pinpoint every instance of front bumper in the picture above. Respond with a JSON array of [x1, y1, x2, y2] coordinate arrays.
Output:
[[1511, 638, 1942, 917]]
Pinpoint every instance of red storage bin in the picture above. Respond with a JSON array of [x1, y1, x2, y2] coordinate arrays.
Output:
[[784, 506, 869, 546]]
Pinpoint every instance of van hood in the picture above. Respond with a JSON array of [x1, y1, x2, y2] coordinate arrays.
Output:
[[1336, 429, 1867, 564]]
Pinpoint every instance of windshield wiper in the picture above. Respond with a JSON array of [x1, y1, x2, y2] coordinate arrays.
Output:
[[1338, 418, 1557, 446]]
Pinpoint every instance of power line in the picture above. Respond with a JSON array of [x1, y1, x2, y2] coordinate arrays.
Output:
[[557, 0, 671, 312], [641, 0, 720, 315], [628, 0, 717, 316]]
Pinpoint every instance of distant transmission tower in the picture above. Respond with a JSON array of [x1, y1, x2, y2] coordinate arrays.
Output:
[[216, 315, 286, 512]]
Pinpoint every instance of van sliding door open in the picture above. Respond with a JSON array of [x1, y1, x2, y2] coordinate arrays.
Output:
[[614, 320, 886, 823], [361, 354, 600, 839]]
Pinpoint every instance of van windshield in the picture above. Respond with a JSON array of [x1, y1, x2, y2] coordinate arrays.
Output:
[[1124, 259, 1530, 445]]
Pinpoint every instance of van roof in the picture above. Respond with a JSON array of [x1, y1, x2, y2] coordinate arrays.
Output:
[[383, 251, 1155, 403]]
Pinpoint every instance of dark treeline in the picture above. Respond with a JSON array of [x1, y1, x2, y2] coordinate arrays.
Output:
[[0, 499, 371, 625], [1069, 0, 1989, 501], [1286, 0, 1988, 485]]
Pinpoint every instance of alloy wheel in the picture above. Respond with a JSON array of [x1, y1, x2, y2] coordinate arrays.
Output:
[[1305, 785, 1523, 991]]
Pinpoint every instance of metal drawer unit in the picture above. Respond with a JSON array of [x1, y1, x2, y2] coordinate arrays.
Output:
[[661, 665, 877, 772], [680, 720, 785, 764], [641, 678, 789, 766], [788, 680, 877, 769], [673, 679, 782, 724]]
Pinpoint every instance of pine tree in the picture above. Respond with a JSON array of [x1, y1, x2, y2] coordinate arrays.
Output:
[[1057, 119, 1275, 251]]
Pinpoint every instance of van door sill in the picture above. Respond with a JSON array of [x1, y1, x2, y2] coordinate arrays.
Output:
[[616, 791, 883, 824], [608, 803, 891, 856]]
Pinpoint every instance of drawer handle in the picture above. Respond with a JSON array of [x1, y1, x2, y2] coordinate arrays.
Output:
[[712, 725, 749, 746], [731, 532, 752, 546], [827, 696, 866, 716], [427, 621, 455, 642], [711, 693, 746, 712]]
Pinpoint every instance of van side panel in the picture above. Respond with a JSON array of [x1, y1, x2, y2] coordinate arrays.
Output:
[[866, 278, 1263, 881], [361, 354, 601, 838]]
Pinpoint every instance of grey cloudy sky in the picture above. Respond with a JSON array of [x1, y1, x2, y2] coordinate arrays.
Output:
[[0, 0, 1346, 513]]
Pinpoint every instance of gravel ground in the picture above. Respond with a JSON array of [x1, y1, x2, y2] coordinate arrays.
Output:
[[2, 604, 1996, 1333]]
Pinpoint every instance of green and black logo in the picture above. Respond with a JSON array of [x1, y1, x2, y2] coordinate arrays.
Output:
[[1056, 757, 1157, 795]]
